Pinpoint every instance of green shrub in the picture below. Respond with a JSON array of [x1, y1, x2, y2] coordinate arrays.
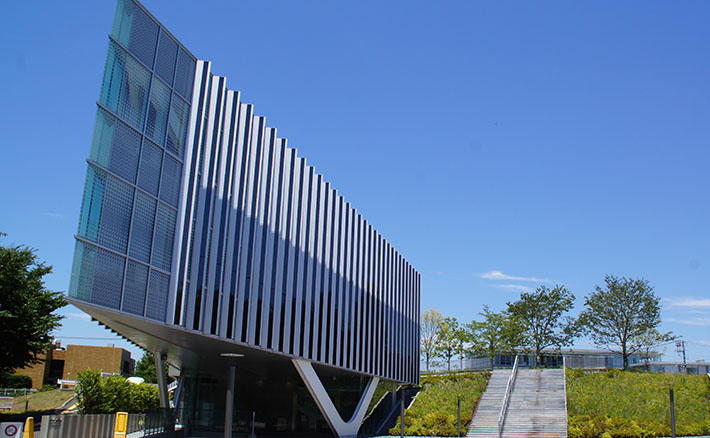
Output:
[[567, 369, 710, 437], [76, 369, 159, 414], [389, 371, 490, 436], [0, 373, 32, 389]]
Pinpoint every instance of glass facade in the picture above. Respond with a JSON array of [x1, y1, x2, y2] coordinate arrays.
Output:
[[69, 0, 196, 322], [70, 1, 421, 435]]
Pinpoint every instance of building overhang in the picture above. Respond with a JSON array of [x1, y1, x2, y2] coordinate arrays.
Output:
[[67, 297, 383, 382]]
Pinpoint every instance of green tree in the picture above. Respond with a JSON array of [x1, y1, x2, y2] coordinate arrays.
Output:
[[0, 233, 65, 376], [453, 323, 471, 370], [579, 275, 664, 370], [77, 369, 160, 414], [467, 306, 524, 369], [421, 308, 443, 372], [507, 285, 578, 366], [635, 328, 676, 369], [436, 317, 461, 371], [134, 352, 158, 383]]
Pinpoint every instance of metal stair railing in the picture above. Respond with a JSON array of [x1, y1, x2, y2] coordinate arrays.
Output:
[[563, 355, 569, 436], [497, 355, 519, 437]]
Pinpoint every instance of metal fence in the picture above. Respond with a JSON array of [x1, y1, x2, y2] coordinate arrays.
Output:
[[39, 410, 174, 438], [0, 388, 37, 397], [41, 413, 117, 438]]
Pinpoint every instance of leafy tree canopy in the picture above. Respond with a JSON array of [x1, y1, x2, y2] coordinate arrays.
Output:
[[421, 308, 443, 372], [435, 316, 466, 371], [134, 352, 158, 384], [579, 275, 663, 369], [77, 369, 159, 414], [467, 306, 525, 368], [0, 232, 65, 376], [507, 284, 578, 366]]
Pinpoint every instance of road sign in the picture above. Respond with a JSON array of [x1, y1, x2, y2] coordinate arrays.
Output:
[[0, 422, 23, 438]]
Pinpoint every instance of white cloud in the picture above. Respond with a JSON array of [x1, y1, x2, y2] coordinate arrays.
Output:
[[697, 340, 710, 347], [666, 317, 710, 327], [663, 297, 710, 308], [493, 284, 534, 293], [41, 212, 66, 219], [480, 270, 550, 283], [66, 312, 91, 321]]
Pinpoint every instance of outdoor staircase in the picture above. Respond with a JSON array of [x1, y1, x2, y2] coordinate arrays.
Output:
[[467, 368, 567, 438], [467, 369, 511, 437]]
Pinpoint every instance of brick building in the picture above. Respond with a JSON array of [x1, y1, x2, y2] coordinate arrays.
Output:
[[17, 343, 135, 389]]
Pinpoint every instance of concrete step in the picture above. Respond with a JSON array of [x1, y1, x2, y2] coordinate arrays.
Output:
[[468, 368, 568, 438]]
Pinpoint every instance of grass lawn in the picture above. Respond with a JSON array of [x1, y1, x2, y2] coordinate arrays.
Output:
[[6, 389, 75, 414], [389, 371, 490, 437], [567, 368, 710, 438]]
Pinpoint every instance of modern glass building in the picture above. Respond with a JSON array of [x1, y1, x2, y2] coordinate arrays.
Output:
[[67, 1, 420, 436]]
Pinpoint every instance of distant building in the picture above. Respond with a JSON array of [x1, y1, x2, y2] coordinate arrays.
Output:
[[463, 348, 661, 370], [629, 361, 710, 375], [16, 343, 135, 389]]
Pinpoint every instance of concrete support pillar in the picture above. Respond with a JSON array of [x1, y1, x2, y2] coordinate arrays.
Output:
[[391, 382, 397, 410], [292, 358, 379, 438], [224, 363, 236, 438], [154, 352, 169, 408]]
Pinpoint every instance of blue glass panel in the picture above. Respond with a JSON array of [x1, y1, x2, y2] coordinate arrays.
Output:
[[159, 155, 182, 207], [100, 44, 124, 114], [155, 31, 178, 86], [129, 191, 156, 263], [90, 109, 141, 184], [100, 43, 151, 130], [146, 270, 169, 321], [68, 240, 95, 301], [91, 247, 125, 310], [78, 166, 105, 242], [145, 78, 171, 146], [173, 48, 195, 102], [137, 139, 163, 196], [123, 260, 148, 316], [97, 173, 134, 254], [166, 94, 189, 158], [111, 0, 133, 47], [127, 2, 158, 68], [151, 204, 177, 272]]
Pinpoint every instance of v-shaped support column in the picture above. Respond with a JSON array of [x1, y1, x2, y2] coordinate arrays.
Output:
[[292, 359, 379, 438]]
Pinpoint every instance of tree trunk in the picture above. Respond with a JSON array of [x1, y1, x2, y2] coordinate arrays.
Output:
[[426, 353, 430, 372], [622, 345, 628, 370]]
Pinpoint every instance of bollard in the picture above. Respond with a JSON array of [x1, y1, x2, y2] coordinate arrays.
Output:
[[22, 418, 32, 438], [24, 401, 28, 412], [22, 417, 33, 438], [457, 398, 461, 437], [669, 388, 676, 438], [114, 411, 128, 438], [400, 397, 405, 438]]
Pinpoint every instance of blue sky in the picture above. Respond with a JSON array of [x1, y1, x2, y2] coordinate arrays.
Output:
[[1, 1, 708, 363]]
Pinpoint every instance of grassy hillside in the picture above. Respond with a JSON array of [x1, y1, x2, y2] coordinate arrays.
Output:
[[567, 368, 710, 438], [390, 371, 490, 437], [5, 389, 74, 414]]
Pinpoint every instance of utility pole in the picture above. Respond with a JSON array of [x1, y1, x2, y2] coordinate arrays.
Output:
[[675, 341, 687, 373]]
